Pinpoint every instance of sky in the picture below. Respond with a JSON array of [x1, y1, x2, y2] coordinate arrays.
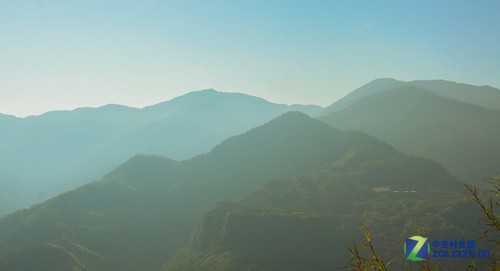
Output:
[[1, 0, 499, 117]]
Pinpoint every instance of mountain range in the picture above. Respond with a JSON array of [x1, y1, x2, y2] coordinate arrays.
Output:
[[321, 80, 500, 182], [0, 78, 498, 270], [323, 78, 500, 113], [0, 90, 321, 217], [0, 112, 463, 271]]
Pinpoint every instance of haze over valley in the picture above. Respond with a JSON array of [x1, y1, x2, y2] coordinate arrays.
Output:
[[1, 79, 499, 270], [0, 1, 499, 270]]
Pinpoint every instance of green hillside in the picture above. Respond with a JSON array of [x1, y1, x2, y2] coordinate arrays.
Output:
[[0, 244, 88, 271], [321, 86, 500, 182], [163, 147, 474, 270], [0, 112, 365, 270], [0, 112, 458, 271]]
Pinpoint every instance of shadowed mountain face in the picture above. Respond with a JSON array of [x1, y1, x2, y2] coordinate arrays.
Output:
[[322, 78, 500, 114], [321, 85, 500, 182], [163, 177, 475, 271], [0, 112, 458, 271], [0, 90, 322, 217]]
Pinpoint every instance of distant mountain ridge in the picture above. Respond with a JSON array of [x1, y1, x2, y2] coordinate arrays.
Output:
[[2, 79, 497, 217], [323, 78, 500, 114], [321, 85, 500, 182], [0, 89, 323, 217]]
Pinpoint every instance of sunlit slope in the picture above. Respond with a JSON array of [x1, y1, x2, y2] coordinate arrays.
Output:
[[321, 86, 500, 182]]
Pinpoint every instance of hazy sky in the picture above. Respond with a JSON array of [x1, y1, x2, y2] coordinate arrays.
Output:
[[1, 1, 499, 117]]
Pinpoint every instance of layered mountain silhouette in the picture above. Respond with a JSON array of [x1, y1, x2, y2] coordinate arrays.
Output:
[[323, 78, 500, 114], [0, 112, 459, 271], [321, 84, 500, 182], [1, 79, 497, 271], [0, 89, 322, 217]]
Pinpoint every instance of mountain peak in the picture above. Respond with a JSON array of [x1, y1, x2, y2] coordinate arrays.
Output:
[[143, 88, 272, 112], [258, 111, 332, 133], [323, 78, 500, 115], [322, 78, 405, 114], [196, 88, 217, 92], [272, 110, 312, 121], [182, 88, 219, 96], [369, 78, 402, 84], [207, 110, 340, 161], [98, 103, 138, 111]]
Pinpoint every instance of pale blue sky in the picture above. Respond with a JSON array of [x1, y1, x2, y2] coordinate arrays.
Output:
[[1, 0, 499, 117]]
